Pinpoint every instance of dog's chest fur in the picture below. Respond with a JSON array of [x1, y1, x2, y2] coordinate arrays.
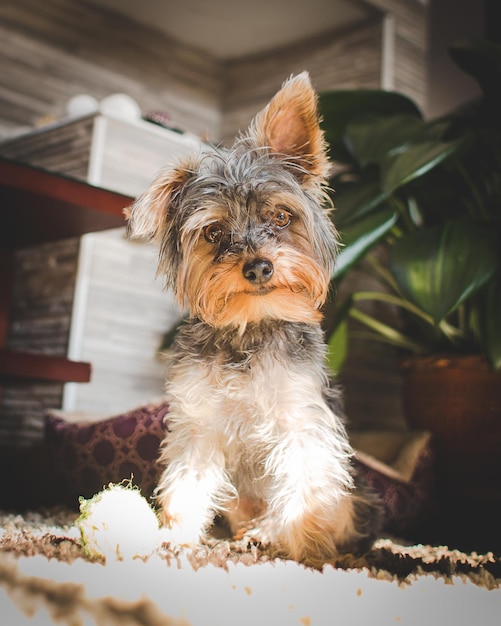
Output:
[[165, 319, 335, 493]]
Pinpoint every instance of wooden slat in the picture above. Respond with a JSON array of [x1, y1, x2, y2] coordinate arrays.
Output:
[[7, 238, 79, 357], [0, 114, 94, 181], [0, 157, 132, 248], [0, 157, 132, 216], [0, 349, 91, 383]]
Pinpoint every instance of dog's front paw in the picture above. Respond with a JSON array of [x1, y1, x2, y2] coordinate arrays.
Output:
[[232, 516, 278, 546]]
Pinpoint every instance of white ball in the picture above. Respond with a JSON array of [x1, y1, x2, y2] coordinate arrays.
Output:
[[66, 94, 99, 117], [77, 484, 161, 561], [100, 93, 142, 120]]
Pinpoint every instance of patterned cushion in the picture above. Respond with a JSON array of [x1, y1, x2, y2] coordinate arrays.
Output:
[[45, 402, 169, 505], [45, 402, 434, 537], [353, 431, 435, 537]]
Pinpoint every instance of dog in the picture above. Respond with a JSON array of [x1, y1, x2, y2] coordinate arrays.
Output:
[[125, 72, 382, 565]]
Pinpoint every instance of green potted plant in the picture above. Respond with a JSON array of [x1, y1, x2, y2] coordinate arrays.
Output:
[[319, 37, 501, 525]]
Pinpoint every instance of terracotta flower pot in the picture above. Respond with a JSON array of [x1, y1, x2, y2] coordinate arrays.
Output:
[[401, 354, 501, 505]]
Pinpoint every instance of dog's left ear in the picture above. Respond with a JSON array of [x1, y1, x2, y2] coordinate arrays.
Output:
[[124, 162, 195, 242], [248, 71, 330, 182]]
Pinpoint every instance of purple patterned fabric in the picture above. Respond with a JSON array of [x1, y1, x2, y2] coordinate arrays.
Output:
[[45, 402, 169, 504], [355, 443, 435, 537]]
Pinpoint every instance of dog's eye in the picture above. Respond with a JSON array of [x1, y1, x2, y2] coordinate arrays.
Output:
[[204, 223, 224, 244], [273, 206, 292, 229]]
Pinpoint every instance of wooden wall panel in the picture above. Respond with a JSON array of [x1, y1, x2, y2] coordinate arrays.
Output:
[[365, 0, 429, 113], [220, 19, 384, 142], [0, 0, 222, 142]]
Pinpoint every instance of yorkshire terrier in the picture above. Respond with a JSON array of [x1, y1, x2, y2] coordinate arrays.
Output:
[[126, 72, 382, 565]]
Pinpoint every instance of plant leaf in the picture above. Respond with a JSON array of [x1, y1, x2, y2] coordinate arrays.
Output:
[[319, 90, 422, 164], [390, 219, 497, 323], [382, 139, 465, 194], [325, 294, 353, 372], [348, 308, 428, 353], [331, 179, 388, 227], [479, 275, 501, 370], [334, 207, 397, 279], [326, 319, 348, 374], [345, 115, 429, 168]]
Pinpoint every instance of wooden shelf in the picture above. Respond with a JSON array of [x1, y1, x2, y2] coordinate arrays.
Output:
[[0, 157, 134, 387], [0, 349, 91, 384], [0, 157, 132, 249]]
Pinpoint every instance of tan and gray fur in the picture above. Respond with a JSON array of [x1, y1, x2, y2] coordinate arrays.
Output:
[[126, 72, 382, 566]]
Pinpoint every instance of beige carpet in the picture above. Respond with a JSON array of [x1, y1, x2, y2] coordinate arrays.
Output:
[[0, 506, 500, 626]]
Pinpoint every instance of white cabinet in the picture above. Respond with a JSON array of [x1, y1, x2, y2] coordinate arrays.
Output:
[[0, 112, 202, 197], [64, 227, 182, 415]]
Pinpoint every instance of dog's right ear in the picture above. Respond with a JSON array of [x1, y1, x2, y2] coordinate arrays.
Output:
[[124, 161, 195, 242], [247, 72, 330, 185]]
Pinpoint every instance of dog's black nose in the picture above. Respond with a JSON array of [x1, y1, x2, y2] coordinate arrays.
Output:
[[243, 258, 274, 285]]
